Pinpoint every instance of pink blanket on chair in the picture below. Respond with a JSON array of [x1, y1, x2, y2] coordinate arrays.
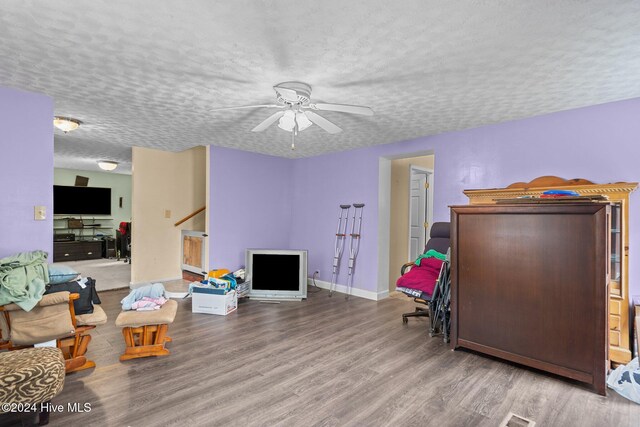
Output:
[[396, 257, 443, 296]]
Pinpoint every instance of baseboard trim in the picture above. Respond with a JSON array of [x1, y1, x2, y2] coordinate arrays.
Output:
[[308, 279, 389, 301], [129, 276, 183, 289], [131, 278, 389, 300]]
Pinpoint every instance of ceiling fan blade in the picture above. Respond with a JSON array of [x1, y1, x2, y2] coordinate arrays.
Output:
[[274, 86, 299, 102], [251, 111, 285, 132], [307, 103, 374, 116], [304, 111, 342, 134], [211, 104, 281, 112]]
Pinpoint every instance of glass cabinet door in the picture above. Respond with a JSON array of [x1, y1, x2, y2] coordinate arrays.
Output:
[[610, 202, 622, 297]]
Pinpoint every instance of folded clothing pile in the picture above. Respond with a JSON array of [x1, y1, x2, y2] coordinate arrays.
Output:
[[131, 296, 168, 311], [121, 283, 168, 311]]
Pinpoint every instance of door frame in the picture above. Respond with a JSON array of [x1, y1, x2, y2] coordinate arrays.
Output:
[[376, 150, 435, 297], [407, 166, 434, 262]]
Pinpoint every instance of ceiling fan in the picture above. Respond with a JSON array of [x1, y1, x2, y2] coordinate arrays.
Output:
[[212, 81, 374, 149]]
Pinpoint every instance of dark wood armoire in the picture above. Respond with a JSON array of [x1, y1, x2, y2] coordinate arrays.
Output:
[[450, 202, 609, 395]]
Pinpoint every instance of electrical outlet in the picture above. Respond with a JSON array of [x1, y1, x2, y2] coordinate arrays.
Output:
[[164, 209, 171, 218], [314, 270, 320, 277]]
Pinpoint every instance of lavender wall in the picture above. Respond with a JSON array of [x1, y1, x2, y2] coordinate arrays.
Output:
[[209, 146, 293, 270], [289, 98, 640, 296], [289, 150, 381, 292], [0, 87, 54, 259]]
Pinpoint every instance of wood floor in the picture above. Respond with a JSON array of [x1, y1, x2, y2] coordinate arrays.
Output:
[[3, 288, 639, 426]]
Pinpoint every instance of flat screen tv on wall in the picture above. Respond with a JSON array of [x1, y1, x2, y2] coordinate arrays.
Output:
[[246, 249, 307, 301], [53, 185, 111, 215]]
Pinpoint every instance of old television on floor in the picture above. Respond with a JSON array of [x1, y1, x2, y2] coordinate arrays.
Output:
[[246, 249, 307, 301]]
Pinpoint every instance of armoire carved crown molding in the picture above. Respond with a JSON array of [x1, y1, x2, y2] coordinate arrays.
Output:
[[464, 175, 637, 203]]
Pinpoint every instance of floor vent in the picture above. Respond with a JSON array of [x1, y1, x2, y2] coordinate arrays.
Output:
[[499, 412, 536, 427]]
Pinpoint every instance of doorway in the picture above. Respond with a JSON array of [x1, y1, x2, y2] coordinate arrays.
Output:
[[387, 154, 435, 293], [52, 167, 132, 291]]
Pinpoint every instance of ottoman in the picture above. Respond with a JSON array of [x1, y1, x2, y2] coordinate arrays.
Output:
[[0, 347, 65, 425], [115, 299, 178, 361]]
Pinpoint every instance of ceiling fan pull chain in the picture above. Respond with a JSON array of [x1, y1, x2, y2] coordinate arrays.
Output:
[[291, 121, 298, 150]]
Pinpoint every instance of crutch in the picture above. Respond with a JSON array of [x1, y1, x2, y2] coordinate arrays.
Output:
[[345, 203, 365, 300], [329, 205, 351, 297]]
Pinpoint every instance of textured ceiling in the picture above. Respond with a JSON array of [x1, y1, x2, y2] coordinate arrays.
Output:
[[2, 1, 640, 173]]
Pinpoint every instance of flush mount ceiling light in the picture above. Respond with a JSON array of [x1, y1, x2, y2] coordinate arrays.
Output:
[[97, 160, 118, 171], [53, 116, 82, 133]]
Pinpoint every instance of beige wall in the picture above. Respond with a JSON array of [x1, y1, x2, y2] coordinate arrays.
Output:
[[131, 146, 206, 284], [388, 155, 434, 291]]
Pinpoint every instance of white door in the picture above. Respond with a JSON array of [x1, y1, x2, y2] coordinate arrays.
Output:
[[408, 167, 433, 262], [409, 171, 426, 262]]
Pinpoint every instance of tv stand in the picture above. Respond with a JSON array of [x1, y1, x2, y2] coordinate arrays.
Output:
[[53, 240, 102, 262]]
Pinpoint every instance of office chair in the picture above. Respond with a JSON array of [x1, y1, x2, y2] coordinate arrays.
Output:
[[117, 221, 132, 264], [397, 222, 450, 323]]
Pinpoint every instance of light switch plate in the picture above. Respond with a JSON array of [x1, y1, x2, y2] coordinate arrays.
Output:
[[34, 205, 46, 220], [164, 209, 171, 218]]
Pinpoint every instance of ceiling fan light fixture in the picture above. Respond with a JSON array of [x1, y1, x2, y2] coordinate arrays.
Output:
[[53, 116, 81, 133], [278, 110, 296, 132], [295, 112, 312, 131], [97, 160, 118, 171]]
